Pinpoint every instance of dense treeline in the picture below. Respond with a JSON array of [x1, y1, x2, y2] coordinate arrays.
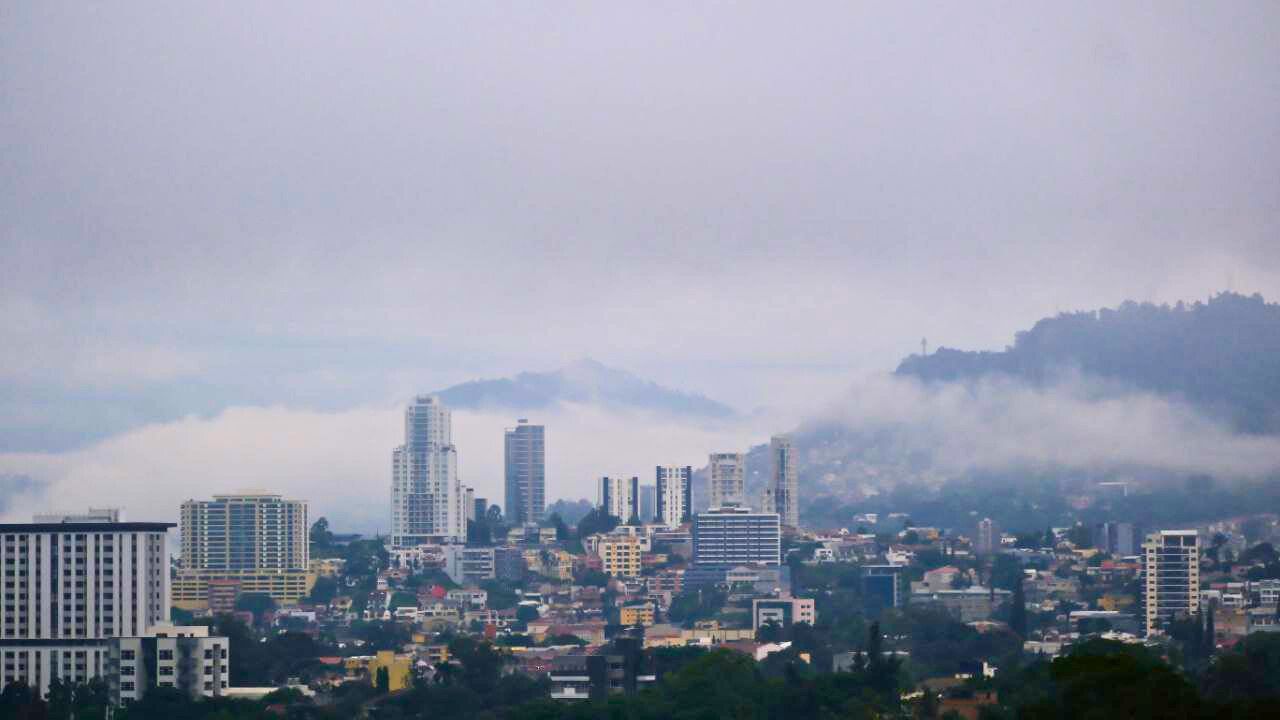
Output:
[[9, 634, 1280, 719], [804, 473, 1280, 535]]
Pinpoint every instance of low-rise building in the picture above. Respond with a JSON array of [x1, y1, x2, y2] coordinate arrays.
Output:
[[910, 586, 1011, 622], [752, 597, 816, 631], [619, 604, 656, 628], [548, 636, 655, 701], [598, 537, 643, 578], [344, 651, 414, 692], [108, 624, 230, 705]]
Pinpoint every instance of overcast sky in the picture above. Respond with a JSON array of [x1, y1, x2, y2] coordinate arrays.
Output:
[[3, 2, 1280, 455]]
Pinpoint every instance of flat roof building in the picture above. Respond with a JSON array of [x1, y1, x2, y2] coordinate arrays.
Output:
[[692, 506, 780, 567], [0, 511, 174, 696]]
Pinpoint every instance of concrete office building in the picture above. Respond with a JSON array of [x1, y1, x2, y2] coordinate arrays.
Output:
[[173, 492, 311, 609], [505, 420, 546, 526], [0, 510, 173, 696], [1142, 530, 1200, 636], [599, 476, 639, 522], [708, 453, 745, 509], [108, 624, 230, 704], [765, 436, 799, 528], [655, 466, 692, 529], [691, 506, 781, 567], [392, 396, 465, 546]]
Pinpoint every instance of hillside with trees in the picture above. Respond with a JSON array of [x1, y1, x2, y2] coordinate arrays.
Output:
[[895, 292, 1280, 434]]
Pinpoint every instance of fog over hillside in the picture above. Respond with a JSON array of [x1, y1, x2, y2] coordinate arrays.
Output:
[[5, 294, 1280, 530]]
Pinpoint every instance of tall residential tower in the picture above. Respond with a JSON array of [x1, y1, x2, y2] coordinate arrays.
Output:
[[392, 396, 464, 547], [655, 465, 693, 528], [504, 419, 545, 526], [174, 492, 311, 608], [599, 476, 640, 522], [1142, 529, 1200, 636]]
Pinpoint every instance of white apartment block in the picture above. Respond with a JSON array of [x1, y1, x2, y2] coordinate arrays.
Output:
[[392, 396, 465, 547], [708, 453, 745, 509], [599, 476, 639, 521], [109, 623, 230, 704], [0, 511, 172, 696], [655, 466, 692, 529], [1143, 529, 1200, 636]]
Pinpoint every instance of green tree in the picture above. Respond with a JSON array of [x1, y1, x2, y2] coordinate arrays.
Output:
[[376, 665, 391, 694], [575, 507, 620, 539], [1010, 579, 1028, 638], [310, 516, 334, 547], [234, 591, 277, 618], [309, 576, 338, 605]]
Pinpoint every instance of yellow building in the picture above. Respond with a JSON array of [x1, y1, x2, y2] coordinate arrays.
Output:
[[598, 537, 642, 578], [344, 651, 413, 692], [1099, 593, 1137, 611], [173, 569, 316, 610], [310, 558, 346, 577], [620, 604, 655, 627]]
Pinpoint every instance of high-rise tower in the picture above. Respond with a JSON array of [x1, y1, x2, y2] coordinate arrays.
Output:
[[504, 419, 545, 526], [767, 435, 799, 528], [1142, 530, 1200, 636], [599, 476, 639, 522], [708, 452, 745, 509], [391, 396, 464, 547], [656, 465, 693, 528]]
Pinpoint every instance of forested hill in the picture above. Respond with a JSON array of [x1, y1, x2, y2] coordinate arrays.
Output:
[[895, 292, 1280, 433]]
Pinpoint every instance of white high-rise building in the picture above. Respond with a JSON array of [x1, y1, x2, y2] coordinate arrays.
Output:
[[599, 476, 639, 522], [1142, 529, 1200, 636], [655, 466, 693, 528], [392, 396, 464, 547], [766, 435, 799, 528], [708, 453, 745, 509], [0, 510, 173, 696]]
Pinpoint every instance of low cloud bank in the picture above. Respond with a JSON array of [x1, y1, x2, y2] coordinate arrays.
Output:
[[0, 403, 775, 532], [807, 373, 1280, 482]]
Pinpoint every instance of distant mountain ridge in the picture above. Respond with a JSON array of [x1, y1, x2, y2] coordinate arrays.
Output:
[[434, 359, 737, 418], [895, 292, 1280, 434]]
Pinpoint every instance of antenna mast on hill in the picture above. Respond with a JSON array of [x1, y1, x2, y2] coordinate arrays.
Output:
[[921, 337, 928, 357]]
